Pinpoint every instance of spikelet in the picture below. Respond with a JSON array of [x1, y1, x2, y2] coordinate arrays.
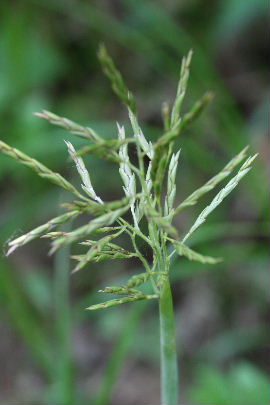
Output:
[[164, 150, 181, 216], [6, 211, 79, 256], [50, 205, 129, 253], [135, 161, 153, 223], [173, 241, 222, 264], [34, 110, 102, 142], [98, 44, 136, 113], [175, 146, 249, 214], [71, 228, 125, 272], [64, 140, 103, 204], [150, 62, 211, 198], [72, 248, 137, 264], [117, 123, 138, 228], [126, 272, 152, 288], [0, 140, 86, 200], [182, 154, 258, 242], [170, 50, 193, 127], [128, 109, 154, 160], [99, 286, 143, 296], [87, 294, 158, 310], [155, 92, 214, 150], [161, 101, 170, 131]]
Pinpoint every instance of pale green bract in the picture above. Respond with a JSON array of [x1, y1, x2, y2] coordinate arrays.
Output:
[[64, 140, 103, 204]]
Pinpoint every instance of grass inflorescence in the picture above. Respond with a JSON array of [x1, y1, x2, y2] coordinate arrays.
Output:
[[0, 45, 257, 405]]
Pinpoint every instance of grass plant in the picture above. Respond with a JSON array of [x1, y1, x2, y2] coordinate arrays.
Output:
[[0, 45, 257, 405]]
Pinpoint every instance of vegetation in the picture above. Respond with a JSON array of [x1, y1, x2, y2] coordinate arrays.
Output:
[[0, 1, 268, 404], [0, 45, 259, 404]]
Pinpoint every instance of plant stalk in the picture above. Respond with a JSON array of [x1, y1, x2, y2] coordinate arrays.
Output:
[[159, 277, 179, 405]]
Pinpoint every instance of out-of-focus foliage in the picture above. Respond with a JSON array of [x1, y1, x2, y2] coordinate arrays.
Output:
[[188, 362, 269, 405], [0, 0, 268, 404]]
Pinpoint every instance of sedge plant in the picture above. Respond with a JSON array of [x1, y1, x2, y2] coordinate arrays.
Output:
[[0, 45, 257, 405]]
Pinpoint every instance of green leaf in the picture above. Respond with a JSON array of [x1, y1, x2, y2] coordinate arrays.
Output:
[[188, 362, 270, 405]]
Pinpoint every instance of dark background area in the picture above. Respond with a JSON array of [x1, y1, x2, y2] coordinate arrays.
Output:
[[0, 1, 269, 404]]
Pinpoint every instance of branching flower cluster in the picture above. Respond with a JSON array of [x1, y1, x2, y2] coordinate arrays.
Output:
[[0, 45, 257, 311]]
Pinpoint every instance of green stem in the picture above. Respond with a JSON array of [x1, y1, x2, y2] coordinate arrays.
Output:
[[159, 277, 179, 405]]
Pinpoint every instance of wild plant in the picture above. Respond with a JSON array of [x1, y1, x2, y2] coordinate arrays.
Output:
[[0, 45, 257, 405]]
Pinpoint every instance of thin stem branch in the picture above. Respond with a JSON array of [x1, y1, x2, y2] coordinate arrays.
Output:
[[117, 217, 152, 247]]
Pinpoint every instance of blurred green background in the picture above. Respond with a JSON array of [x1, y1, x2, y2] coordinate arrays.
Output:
[[0, 1, 269, 404]]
